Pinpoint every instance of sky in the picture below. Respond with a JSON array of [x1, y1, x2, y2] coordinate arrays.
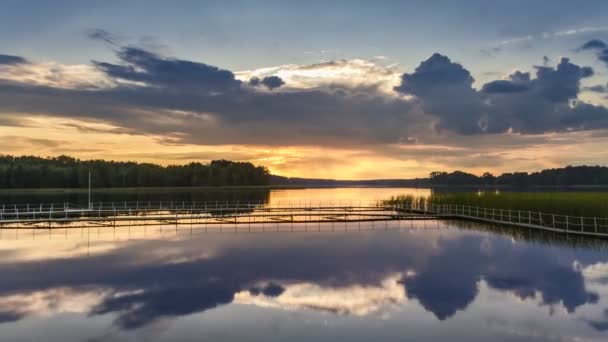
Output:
[[1, 0, 608, 179]]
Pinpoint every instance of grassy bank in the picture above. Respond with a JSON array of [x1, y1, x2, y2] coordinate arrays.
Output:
[[388, 191, 608, 217]]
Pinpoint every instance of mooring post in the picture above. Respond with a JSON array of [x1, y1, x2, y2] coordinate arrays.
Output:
[[566, 216, 569, 231], [552, 214, 556, 230], [580, 216, 584, 232], [594, 217, 598, 233], [518, 210, 521, 223]]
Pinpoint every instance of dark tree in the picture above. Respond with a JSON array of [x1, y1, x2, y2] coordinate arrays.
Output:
[[0, 155, 270, 188]]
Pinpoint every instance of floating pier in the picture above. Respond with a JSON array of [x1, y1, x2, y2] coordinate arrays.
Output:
[[0, 201, 606, 239]]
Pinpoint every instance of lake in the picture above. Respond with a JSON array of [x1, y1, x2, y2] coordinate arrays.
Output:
[[1, 187, 608, 341]]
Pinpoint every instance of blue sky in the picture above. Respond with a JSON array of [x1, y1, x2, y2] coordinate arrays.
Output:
[[1, 0, 608, 178], [3, 0, 608, 70]]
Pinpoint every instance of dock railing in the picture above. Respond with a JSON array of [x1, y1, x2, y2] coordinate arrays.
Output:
[[0, 200, 607, 237], [402, 202, 608, 237]]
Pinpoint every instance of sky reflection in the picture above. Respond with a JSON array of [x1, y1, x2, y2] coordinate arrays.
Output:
[[0, 220, 607, 341]]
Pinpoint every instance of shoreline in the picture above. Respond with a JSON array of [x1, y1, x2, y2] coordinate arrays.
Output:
[[1, 184, 608, 194]]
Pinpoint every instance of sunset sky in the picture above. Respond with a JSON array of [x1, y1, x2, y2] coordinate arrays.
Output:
[[2, 0, 608, 179]]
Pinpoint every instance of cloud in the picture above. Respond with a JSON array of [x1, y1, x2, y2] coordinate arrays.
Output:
[[578, 39, 608, 67], [396, 54, 606, 134], [494, 27, 608, 48], [482, 80, 529, 94], [0, 54, 28, 65], [579, 39, 608, 51], [260, 75, 284, 90], [584, 83, 608, 93], [248, 75, 285, 90], [394, 53, 483, 134], [93, 46, 242, 92], [1, 43, 608, 148], [0, 45, 423, 146], [237, 58, 401, 95], [86, 28, 120, 46]]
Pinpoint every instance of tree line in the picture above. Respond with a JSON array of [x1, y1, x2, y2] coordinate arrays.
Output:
[[429, 166, 608, 187], [0, 155, 270, 188]]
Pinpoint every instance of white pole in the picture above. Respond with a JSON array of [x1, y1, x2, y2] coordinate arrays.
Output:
[[88, 170, 91, 210]]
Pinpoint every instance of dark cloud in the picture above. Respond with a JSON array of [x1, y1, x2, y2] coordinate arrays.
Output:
[[482, 80, 529, 93], [586, 309, 608, 332], [1, 46, 608, 143], [579, 39, 608, 51], [0, 45, 419, 146], [93, 47, 241, 93], [249, 282, 285, 297], [394, 53, 483, 134], [483, 58, 592, 101], [248, 76, 285, 90], [396, 54, 606, 134], [578, 39, 608, 67], [0, 54, 28, 65], [248, 76, 261, 87], [584, 84, 608, 93], [533, 58, 593, 102], [86, 28, 119, 46], [261, 75, 285, 90]]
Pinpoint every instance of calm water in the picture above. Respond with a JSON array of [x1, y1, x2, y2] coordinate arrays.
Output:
[[1, 188, 608, 341]]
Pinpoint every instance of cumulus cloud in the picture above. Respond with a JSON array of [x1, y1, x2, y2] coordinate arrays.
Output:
[[396, 54, 607, 134], [1, 42, 608, 147], [394, 53, 483, 134]]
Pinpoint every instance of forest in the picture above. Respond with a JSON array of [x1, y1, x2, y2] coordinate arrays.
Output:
[[0, 155, 271, 188], [429, 166, 608, 187]]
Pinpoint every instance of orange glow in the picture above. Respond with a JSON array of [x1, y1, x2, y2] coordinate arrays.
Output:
[[2, 116, 608, 179]]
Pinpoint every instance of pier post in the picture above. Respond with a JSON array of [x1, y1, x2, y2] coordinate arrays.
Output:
[[518, 210, 521, 224]]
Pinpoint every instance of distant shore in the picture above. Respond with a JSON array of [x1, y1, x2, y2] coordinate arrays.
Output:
[[1, 184, 608, 194]]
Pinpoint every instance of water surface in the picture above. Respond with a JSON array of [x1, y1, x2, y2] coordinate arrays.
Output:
[[1, 188, 607, 341]]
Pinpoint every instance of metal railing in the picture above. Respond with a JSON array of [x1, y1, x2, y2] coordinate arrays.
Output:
[[399, 202, 608, 237], [0, 200, 432, 228], [0, 200, 606, 238]]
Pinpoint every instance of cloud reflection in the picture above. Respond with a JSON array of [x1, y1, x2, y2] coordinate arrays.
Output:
[[0, 224, 606, 332]]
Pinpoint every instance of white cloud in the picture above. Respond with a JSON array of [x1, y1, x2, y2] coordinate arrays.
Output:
[[235, 59, 402, 95], [0, 62, 114, 89], [234, 273, 407, 316]]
